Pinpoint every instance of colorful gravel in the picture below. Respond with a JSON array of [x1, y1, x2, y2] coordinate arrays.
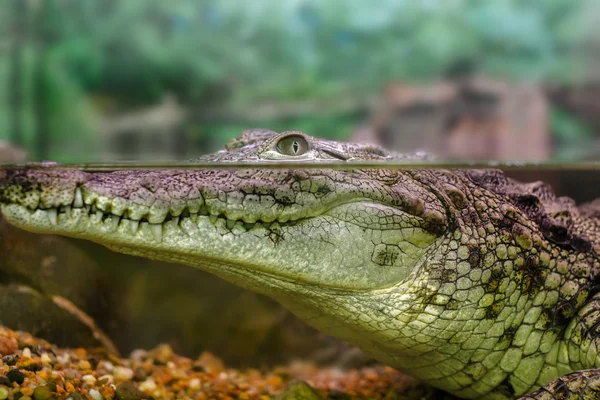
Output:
[[0, 327, 428, 399]]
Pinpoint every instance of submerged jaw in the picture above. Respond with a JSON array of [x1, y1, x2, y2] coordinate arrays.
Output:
[[1, 197, 440, 293]]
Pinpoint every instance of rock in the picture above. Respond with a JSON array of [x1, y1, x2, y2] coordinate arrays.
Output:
[[0, 331, 18, 356], [113, 366, 134, 382], [6, 369, 25, 384], [0, 386, 8, 400], [149, 344, 173, 365], [40, 353, 54, 365], [82, 374, 97, 386], [276, 381, 325, 400], [1, 354, 18, 366], [17, 357, 42, 371], [116, 382, 148, 400], [89, 389, 103, 400], [32, 385, 53, 400], [194, 352, 224, 375]]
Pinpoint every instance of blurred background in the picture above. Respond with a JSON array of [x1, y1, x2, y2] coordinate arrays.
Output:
[[0, 0, 599, 163]]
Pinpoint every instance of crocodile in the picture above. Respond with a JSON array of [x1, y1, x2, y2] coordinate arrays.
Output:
[[1, 129, 600, 399]]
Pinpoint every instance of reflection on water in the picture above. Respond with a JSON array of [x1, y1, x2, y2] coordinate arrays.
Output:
[[1, 160, 600, 171]]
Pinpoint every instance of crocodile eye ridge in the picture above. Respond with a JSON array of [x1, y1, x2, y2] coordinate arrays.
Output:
[[276, 135, 309, 156]]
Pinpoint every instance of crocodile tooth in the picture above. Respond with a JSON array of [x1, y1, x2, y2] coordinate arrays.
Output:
[[110, 216, 120, 231], [47, 208, 58, 225], [244, 222, 255, 231], [74, 187, 83, 208], [85, 205, 91, 213], [209, 214, 218, 224], [91, 205, 98, 213], [199, 205, 208, 215], [151, 224, 163, 243], [95, 210, 103, 221], [172, 216, 180, 226], [65, 205, 72, 218], [226, 219, 235, 230], [190, 213, 198, 223], [130, 220, 139, 234], [262, 221, 272, 229]]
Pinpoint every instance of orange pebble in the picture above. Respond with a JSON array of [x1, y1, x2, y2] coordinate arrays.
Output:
[[365, 370, 379, 381], [36, 370, 50, 381], [195, 352, 225, 375], [0, 330, 19, 355], [74, 348, 87, 359], [99, 385, 116, 399], [265, 375, 283, 387], [153, 367, 173, 385]]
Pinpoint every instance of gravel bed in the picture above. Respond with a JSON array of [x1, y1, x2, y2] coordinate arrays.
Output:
[[0, 327, 425, 399]]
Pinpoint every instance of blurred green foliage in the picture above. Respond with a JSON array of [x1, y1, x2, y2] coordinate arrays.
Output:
[[0, 0, 592, 161], [550, 107, 595, 160]]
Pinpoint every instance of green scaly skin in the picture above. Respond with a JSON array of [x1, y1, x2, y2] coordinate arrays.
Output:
[[1, 130, 600, 399]]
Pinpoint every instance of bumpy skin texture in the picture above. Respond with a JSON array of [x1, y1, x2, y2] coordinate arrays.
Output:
[[1, 130, 600, 399]]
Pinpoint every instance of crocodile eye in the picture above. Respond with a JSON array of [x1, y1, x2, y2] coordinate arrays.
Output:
[[276, 135, 309, 156]]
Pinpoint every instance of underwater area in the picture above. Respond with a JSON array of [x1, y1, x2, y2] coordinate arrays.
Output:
[[1, 0, 600, 399], [0, 158, 600, 400]]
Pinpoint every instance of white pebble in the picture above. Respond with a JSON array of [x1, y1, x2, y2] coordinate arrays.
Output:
[[51, 371, 65, 384], [189, 378, 201, 390], [130, 349, 147, 361], [35, 376, 48, 387], [41, 353, 53, 364], [82, 374, 97, 386], [139, 378, 157, 392], [22, 347, 32, 358], [57, 353, 71, 364], [102, 361, 114, 372], [89, 389, 104, 400], [113, 366, 134, 381]]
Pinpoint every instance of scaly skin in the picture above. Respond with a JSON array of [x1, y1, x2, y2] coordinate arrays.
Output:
[[1, 130, 600, 399]]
